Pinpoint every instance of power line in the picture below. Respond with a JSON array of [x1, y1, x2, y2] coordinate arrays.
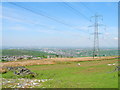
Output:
[[59, 2, 115, 50], [8, 2, 73, 27], [8, 2, 90, 34], [62, 2, 90, 22], [3, 15, 60, 31], [80, 2, 95, 15]]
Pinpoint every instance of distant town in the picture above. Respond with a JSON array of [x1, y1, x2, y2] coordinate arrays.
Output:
[[0, 47, 118, 62]]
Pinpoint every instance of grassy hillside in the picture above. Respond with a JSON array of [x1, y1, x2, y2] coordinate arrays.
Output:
[[2, 49, 56, 57], [2, 58, 118, 88]]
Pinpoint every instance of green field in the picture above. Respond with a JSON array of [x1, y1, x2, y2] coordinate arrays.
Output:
[[1, 49, 56, 57], [2, 58, 118, 88]]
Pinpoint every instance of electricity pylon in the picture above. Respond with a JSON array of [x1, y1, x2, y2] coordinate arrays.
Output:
[[90, 13, 103, 58]]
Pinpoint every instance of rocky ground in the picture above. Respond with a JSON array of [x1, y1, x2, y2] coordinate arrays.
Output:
[[2, 78, 53, 88]]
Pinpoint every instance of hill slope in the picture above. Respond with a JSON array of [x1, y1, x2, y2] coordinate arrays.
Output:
[[2, 49, 56, 57]]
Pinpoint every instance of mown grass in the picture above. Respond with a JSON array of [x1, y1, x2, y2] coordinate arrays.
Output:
[[2, 59, 118, 88]]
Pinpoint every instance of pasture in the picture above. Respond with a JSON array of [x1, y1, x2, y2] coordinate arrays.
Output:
[[2, 57, 118, 88]]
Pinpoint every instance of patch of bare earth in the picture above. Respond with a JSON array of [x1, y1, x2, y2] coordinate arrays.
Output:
[[49, 56, 117, 62], [2, 59, 55, 67]]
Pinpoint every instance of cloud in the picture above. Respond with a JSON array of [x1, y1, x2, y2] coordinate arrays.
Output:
[[1, 15, 59, 31], [104, 32, 110, 35], [1, 15, 26, 23], [9, 26, 28, 31], [1, 6, 47, 27], [107, 26, 117, 32], [37, 28, 86, 39], [102, 26, 117, 39], [73, 26, 89, 31], [1, 15, 39, 25], [37, 29, 56, 33], [113, 37, 118, 40]]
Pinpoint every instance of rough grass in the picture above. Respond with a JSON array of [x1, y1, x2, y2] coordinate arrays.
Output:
[[1, 56, 117, 67], [2, 58, 118, 88]]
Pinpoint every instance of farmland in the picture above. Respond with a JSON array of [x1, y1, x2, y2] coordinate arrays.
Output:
[[1, 57, 119, 88]]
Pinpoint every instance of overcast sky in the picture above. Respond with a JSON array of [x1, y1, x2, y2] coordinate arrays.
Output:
[[1, 2, 118, 48]]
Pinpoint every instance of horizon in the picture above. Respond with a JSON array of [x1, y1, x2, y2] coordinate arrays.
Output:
[[1, 46, 118, 49]]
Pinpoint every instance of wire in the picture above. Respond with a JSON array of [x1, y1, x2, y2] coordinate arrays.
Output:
[[8, 2, 90, 34], [80, 2, 95, 15], [3, 15, 59, 31], [62, 2, 90, 22], [8, 2, 73, 27]]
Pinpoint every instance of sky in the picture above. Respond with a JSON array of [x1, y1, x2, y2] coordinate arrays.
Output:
[[1, 2, 118, 48]]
